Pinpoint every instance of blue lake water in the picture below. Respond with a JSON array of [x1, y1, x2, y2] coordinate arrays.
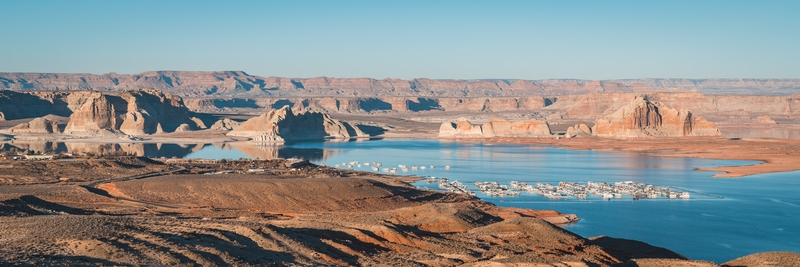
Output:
[[183, 139, 800, 263], [7, 139, 796, 263]]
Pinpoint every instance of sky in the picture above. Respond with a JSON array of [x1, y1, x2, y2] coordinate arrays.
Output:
[[1, 0, 798, 80]]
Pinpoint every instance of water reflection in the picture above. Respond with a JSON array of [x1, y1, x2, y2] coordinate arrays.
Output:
[[0, 141, 334, 161], [219, 142, 333, 161]]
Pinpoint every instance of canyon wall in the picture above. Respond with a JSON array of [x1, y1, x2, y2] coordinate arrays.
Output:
[[0, 90, 201, 136], [62, 89, 202, 136], [184, 96, 549, 113], [5, 72, 800, 97], [0, 90, 88, 120], [2, 89, 798, 135]]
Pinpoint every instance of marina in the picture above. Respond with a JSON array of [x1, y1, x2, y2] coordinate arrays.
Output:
[[178, 139, 798, 262], [427, 178, 697, 200], [325, 158, 702, 200]]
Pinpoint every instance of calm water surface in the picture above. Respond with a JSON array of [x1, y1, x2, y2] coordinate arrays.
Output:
[[6, 139, 797, 263], [232, 139, 797, 263]]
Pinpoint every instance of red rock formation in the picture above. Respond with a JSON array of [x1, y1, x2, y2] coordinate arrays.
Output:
[[226, 106, 365, 142], [592, 97, 721, 138], [438, 120, 484, 138], [63, 90, 200, 136], [565, 124, 592, 138], [482, 119, 552, 137], [63, 93, 118, 135], [439, 119, 552, 138], [210, 118, 240, 130]]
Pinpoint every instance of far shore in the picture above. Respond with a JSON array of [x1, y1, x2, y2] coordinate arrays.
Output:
[[4, 132, 800, 178], [445, 136, 800, 178]]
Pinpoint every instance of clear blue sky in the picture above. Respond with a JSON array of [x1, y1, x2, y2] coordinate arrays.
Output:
[[1, 0, 798, 80]]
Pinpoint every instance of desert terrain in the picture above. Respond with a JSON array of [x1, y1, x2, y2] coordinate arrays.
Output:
[[4, 156, 795, 266], [1, 73, 800, 265]]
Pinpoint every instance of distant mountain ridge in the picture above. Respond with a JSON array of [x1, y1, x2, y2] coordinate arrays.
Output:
[[2, 71, 799, 97]]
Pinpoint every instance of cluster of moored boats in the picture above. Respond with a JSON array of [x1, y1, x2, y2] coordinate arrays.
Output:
[[424, 178, 691, 200], [329, 161, 692, 200], [433, 178, 475, 196], [331, 161, 451, 174], [510, 181, 690, 200], [474, 181, 521, 197]]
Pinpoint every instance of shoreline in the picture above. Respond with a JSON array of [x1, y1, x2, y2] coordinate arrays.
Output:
[[4, 132, 800, 178], [443, 136, 800, 178]]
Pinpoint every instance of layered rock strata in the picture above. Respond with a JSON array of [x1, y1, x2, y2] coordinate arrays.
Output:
[[592, 97, 721, 138], [4, 71, 800, 96], [439, 119, 552, 138], [63, 89, 201, 136], [226, 106, 365, 142]]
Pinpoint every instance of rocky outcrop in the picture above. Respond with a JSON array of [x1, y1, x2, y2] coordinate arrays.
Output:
[[189, 117, 207, 129], [210, 118, 241, 130], [174, 124, 192, 132], [565, 124, 592, 138], [483, 119, 552, 137], [756, 115, 777, 124], [63, 90, 200, 136], [439, 119, 552, 138], [7, 118, 60, 134], [438, 120, 484, 138], [592, 97, 721, 138], [226, 106, 365, 142]]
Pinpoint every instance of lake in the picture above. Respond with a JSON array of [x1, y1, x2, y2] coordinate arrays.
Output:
[[3, 139, 799, 263]]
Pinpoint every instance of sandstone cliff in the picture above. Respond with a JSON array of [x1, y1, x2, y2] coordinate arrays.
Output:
[[592, 97, 721, 138], [226, 106, 365, 142], [0, 90, 87, 120], [63, 89, 201, 136], [439, 119, 552, 138]]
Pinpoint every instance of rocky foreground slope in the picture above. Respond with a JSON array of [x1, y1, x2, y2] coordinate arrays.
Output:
[[1, 157, 794, 266]]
